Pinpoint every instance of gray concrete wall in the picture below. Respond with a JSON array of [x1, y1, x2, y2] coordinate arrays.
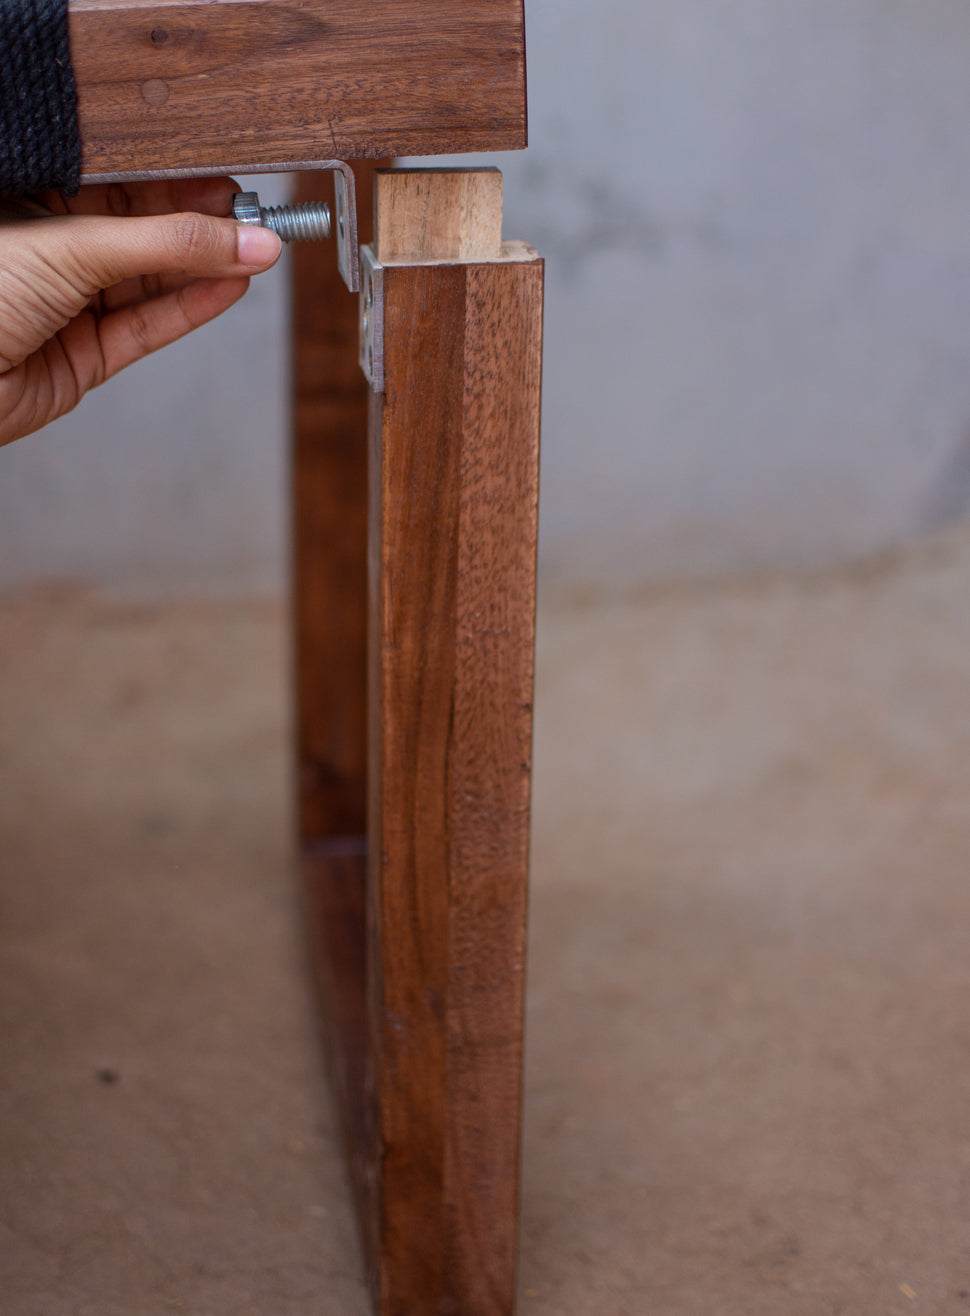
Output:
[[4, 2, 970, 593]]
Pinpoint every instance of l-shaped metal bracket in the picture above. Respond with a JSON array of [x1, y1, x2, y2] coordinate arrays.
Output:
[[81, 159, 360, 293], [358, 244, 384, 393]]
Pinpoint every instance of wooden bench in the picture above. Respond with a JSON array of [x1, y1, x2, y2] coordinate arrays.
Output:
[[70, 6, 542, 1312]]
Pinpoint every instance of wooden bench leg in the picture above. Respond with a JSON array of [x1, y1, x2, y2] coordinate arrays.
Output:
[[294, 165, 543, 1316], [292, 163, 381, 843], [291, 160, 382, 1228]]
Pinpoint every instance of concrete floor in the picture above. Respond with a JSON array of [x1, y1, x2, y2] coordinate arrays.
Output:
[[3, 526, 970, 1314]]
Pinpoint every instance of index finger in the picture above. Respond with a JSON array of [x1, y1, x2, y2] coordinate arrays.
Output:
[[40, 177, 241, 220]]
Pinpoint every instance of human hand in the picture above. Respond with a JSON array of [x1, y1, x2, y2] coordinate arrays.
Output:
[[0, 177, 282, 447]]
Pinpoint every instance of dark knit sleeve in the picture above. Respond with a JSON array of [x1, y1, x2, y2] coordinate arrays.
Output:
[[0, 0, 81, 195]]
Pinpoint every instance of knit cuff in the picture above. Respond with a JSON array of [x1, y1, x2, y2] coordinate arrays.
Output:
[[0, 0, 81, 195]]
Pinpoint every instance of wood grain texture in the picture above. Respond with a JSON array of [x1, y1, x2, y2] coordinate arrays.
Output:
[[68, 0, 527, 178], [366, 170, 543, 1315], [374, 168, 503, 265], [292, 162, 383, 843], [301, 842, 373, 1217], [293, 162, 387, 1281]]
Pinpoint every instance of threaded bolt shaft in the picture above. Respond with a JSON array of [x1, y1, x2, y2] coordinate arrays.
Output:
[[232, 191, 331, 243]]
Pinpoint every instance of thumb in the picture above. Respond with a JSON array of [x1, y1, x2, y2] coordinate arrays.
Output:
[[38, 209, 282, 293], [0, 209, 281, 368]]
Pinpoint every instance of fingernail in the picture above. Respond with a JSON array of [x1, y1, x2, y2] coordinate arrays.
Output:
[[236, 225, 282, 267]]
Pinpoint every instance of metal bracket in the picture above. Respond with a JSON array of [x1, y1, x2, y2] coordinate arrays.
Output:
[[359, 244, 384, 393], [80, 159, 360, 293], [330, 166, 358, 293]]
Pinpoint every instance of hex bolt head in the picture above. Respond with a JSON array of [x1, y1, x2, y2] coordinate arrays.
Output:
[[231, 191, 331, 243]]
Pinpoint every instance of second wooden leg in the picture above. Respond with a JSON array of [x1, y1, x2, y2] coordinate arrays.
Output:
[[291, 161, 383, 1228]]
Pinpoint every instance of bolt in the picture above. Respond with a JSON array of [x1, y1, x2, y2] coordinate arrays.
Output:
[[232, 191, 331, 243]]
